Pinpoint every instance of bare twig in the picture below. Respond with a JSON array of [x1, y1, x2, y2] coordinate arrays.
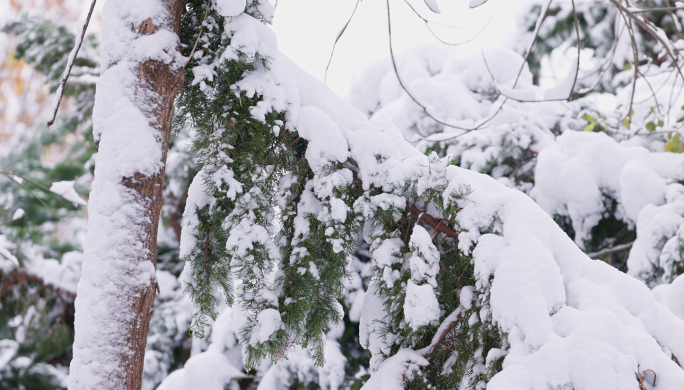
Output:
[[577, 19, 626, 94], [402, 0, 477, 28], [0, 172, 61, 219], [586, 241, 634, 259], [400, 0, 555, 143], [1, 170, 86, 207], [46, 0, 97, 127], [636, 67, 662, 114], [611, 0, 684, 83], [185, 0, 212, 67], [482, 0, 580, 103], [402, 0, 501, 46], [324, 0, 362, 83], [635, 368, 657, 390], [515, 0, 554, 86], [568, 0, 582, 96], [630, 6, 683, 13], [386, 0, 499, 133]]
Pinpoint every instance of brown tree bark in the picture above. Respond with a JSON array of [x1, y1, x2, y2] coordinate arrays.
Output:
[[116, 2, 188, 389], [69, 1, 188, 389]]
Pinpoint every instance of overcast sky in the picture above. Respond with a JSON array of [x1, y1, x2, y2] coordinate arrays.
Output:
[[271, 0, 528, 96], [0, 0, 530, 98]]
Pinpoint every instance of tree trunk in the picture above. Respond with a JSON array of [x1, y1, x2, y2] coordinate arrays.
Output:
[[69, 1, 187, 389]]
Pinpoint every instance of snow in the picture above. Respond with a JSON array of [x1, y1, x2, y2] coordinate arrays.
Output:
[[24, 251, 84, 294], [404, 280, 440, 330], [542, 56, 577, 100], [179, 168, 217, 259], [423, 0, 441, 13], [49, 180, 87, 205], [443, 167, 684, 390], [0, 340, 19, 370], [296, 106, 349, 168], [497, 56, 578, 101], [156, 349, 244, 390], [64, 1, 676, 388], [628, 201, 684, 284], [653, 274, 684, 321], [250, 308, 282, 344], [460, 286, 475, 310], [11, 208, 24, 220], [361, 349, 428, 390], [469, 0, 489, 9], [408, 225, 439, 286], [216, 0, 247, 17], [0, 235, 19, 272]]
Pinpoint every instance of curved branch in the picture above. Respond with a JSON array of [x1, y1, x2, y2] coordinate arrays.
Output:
[[324, 0, 362, 83], [386, 0, 499, 134]]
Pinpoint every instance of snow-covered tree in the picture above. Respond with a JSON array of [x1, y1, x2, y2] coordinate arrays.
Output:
[[5, 0, 684, 389]]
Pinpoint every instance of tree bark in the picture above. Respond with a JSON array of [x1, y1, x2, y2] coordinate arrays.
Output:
[[69, 1, 187, 389]]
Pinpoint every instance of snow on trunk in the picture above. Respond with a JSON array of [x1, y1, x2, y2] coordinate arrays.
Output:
[[68, 1, 186, 389]]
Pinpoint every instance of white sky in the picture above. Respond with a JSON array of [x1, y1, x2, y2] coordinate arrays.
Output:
[[0, 0, 531, 98], [271, 0, 529, 96]]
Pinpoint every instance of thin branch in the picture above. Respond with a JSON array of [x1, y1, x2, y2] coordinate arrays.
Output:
[[1, 170, 86, 209], [0, 172, 61, 220], [623, 6, 640, 126], [568, 0, 582, 96], [586, 241, 634, 259], [483, 0, 580, 103], [386, 0, 497, 133], [46, 0, 97, 127], [402, 0, 478, 28], [515, 0, 554, 86], [636, 67, 661, 114], [185, 0, 212, 68], [324, 0, 362, 83], [611, 0, 684, 84], [402, 0, 501, 46], [630, 6, 684, 13], [576, 18, 626, 94]]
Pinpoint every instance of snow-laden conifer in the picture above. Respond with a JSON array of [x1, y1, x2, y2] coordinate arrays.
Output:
[[175, 1, 684, 389]]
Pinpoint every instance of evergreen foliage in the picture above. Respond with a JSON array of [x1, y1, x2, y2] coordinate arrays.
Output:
[[176, 2, 515, 388]]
